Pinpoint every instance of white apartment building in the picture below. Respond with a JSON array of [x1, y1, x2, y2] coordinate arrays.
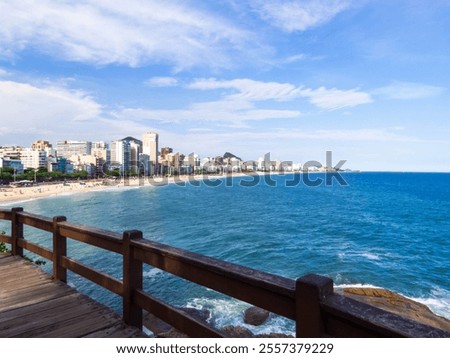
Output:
[[142, 132, 158, 175], [56, 140, 92, 158], [20, 149, 47, 169], [110, 140, 131, 172]]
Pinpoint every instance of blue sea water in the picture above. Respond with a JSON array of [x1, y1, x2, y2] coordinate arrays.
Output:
[[1, 172, 449, 335]]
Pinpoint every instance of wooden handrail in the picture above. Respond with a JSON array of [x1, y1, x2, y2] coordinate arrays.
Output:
[[0, 207, 449, 338], [132, 238, 296, 319]]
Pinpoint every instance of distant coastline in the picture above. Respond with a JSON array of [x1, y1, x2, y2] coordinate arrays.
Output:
[[0, 173, 248, 204]]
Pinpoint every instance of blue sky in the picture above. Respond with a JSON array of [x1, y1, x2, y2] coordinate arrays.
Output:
[[0, 0, 449, 171]]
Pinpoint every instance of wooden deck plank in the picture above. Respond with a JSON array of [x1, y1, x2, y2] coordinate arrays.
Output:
[[83, 322, 145, 338], [0, 282, 74, 310], [5, 302, 112, 338], [0, 293, 82, 323], [0, 254, 145, 338]]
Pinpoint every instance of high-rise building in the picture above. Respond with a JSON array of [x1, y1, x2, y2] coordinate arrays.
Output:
[[142, 132, 158, 175], [19, 149, 47, 169], [56, 140, 92, 158], [110, 140, 131, 173], [32, 140, 57, 158]]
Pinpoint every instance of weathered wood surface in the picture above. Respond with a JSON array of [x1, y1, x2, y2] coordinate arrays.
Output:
[[0, 254, 145, 338]]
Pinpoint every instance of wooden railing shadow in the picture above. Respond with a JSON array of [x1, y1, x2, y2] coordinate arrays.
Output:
[[0, 207, 448, 338]]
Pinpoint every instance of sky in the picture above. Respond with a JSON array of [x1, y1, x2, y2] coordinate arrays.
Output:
[[1, 0, 450, 172]]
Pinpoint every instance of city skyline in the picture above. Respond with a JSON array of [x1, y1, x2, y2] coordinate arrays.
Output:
[[1, 1, 450, 172]]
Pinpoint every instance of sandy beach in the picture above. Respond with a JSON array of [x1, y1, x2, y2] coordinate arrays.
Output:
[[0, 173, 252, 205]]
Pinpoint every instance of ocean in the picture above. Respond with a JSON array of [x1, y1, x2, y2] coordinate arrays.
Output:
[[1, 172, 449, 335]]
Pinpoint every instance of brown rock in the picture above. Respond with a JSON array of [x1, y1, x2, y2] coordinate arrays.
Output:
[[338, 287, 450, 332], [221, 325, 255, 338], [244, 306, 270, 326]]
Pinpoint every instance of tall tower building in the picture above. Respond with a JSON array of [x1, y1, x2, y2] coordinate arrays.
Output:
[[142, 132, 158, 175], [110, 140, 131, 173]]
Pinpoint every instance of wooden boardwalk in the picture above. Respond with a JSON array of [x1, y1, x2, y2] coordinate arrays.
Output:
[[0, 254, 145, 338]]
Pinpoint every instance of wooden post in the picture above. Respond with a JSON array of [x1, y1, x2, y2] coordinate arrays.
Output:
[[123, 230, 143, 329], [53, 216, 67, 282], [11, 207, 24, 257], [295, 273, 334, 338]]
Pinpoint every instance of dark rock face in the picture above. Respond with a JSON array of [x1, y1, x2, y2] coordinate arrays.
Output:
[[243, 306, 270, 326], [180, 307, 211, 324], [338, 287, 450, 332]]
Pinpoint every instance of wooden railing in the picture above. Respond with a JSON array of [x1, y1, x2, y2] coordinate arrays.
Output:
[[0, 207, 448, 338]]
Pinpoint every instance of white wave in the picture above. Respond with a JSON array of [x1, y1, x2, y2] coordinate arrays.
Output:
[[334, 282, 383, 290], [143, 267, 164, 279], [359, 252, 381, 261], [185, 297, 294, 336], [408, 287, 450, 319], [337, 251, 382, 261]]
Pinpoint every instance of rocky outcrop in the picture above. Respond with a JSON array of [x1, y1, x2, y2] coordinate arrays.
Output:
[[337, 287, 450, 332], [243, 306, 270, 326]]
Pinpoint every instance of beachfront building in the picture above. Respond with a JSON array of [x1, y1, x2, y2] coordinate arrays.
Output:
[[0, 146, 24, 160], [68, 154, 104, 178], [32, 140, 58, 163], [142, 131, 158, 176], [91, 141, 110, 161], [19, 149, 47, 169], [48, 157, 73, 174], [139, 154, 150, 176], [56, 140, 92, 159], [32, 140, 52, 151], [123, 137, 142, 174], [181, 153, 200, 174], [0, 158, 24, 175], [110, 140, 131, 174]]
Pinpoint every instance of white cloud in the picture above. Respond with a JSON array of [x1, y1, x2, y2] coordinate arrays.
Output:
[[299, 87, 373, 110], [189, 78, 301, 101], [0, 0, 255, 70], [373, 81, 446, 100], [252, 0, 351, 32], [117, 100, 300, 124], [0, 80, 102, 140], [117, 78, 372, 125], [0, 68, 8, 77], [189, 78, 372, 110], [146, 77, 179, 87]]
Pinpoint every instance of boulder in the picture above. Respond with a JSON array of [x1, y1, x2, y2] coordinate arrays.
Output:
[[244, 306, 270, 326]]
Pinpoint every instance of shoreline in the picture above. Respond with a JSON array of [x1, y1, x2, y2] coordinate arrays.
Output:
[[0, 173, 253, 205], [0, 170, 357, 205]]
